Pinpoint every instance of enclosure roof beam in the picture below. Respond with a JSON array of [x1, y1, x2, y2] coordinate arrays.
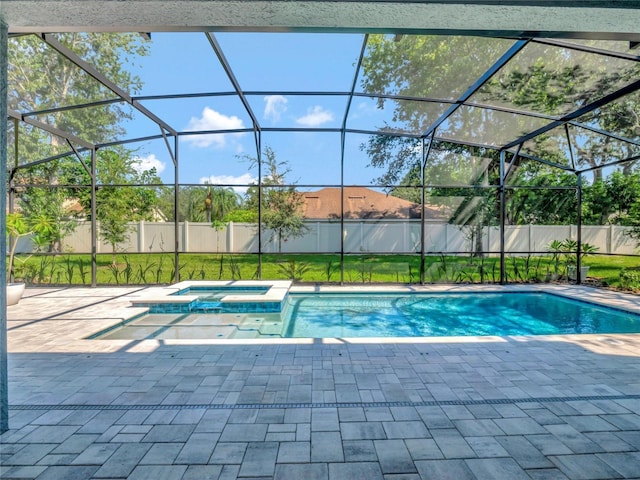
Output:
[[14, 90, 640, 153], [7, 120, 603, 172], [503, 76, 640, 149], [20, 98, 123, 117], [421, 38, 529, 138], [204, 32, 261, 132], [178, 128, 255, 137], [9, 152, 76, 173], [40, 33, 178, 136], [8, 109, 94, 149], [127, 90, 640, 150], [160, 127, 177, 167], [342, 34, 368, 132], [565, 121, 640, 148], [577, 152, 640, 173], [131, 90, 640, 149], [135, 91, 238, 101], [66, 139, 92, 175], [501, 146, 574, 172], [532, 38, 640, 62], [565, 124, 577, 171], [12, 132, 167, 171], [96, 133, 166, 149]]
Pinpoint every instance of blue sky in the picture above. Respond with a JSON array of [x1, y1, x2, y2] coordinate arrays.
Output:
[[123, 32, 397, 191]]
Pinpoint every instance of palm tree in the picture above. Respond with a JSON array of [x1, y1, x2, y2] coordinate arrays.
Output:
[[209, 187, 240, 222]]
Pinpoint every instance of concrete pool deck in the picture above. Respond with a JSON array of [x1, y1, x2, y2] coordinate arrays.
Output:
[[2, 284, 640, 479]]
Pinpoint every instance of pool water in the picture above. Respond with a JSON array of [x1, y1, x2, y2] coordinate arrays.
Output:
[[95, 292, 640, 340], [176, 286, 269, 301], [168, 286, 272, 313], [282, 292, 640, 338]]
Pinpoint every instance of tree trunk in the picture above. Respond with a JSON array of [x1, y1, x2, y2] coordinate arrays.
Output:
[[473, 223, 484, 258], [592, 167, 603, 184]]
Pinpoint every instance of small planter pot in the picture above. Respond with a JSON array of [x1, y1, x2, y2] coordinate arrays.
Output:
[[568, 266, 590, 283], [7, 282, 25, 306]]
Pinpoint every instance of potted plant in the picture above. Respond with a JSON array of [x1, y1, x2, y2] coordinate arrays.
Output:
[[6, 212, 30, 305], [562, 239, 598, 282]]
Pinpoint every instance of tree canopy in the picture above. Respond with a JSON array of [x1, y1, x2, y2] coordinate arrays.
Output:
[[243, 147, 308, 252], [8, 33, 149, 160]]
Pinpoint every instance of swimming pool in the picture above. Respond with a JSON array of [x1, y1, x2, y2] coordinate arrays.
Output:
[[95, 290, 640, 340], [283, 292, 640, 338]]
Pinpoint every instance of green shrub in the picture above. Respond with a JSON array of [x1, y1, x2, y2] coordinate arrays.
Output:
[[619, 268, 640, 291]]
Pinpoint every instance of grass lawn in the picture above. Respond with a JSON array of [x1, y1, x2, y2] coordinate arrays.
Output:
[[9, 252, 639, 291], [584, 254, 640, 288]]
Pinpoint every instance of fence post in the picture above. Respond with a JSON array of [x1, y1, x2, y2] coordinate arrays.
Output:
[[138, 220, 144, 253], [445, 224, 449, 253], [228, 222, 234, 253], [183, 221, 189, 253], [95, 221, 100, 254], [609, 224, 613, 254], [403, 220, 408, 252]]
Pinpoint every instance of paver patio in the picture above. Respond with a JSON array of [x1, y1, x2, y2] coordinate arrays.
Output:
[[2, 285, 640, 479]]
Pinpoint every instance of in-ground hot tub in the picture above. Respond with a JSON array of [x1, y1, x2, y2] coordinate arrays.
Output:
[[129, 280, 292, 313]]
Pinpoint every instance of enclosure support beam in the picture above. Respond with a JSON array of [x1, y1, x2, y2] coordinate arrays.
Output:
[[577, 172, 583, 285], [420, 134, 434, 285], [91, 148, 97, 287], [174, 136, 180, 283], [565, 124, 577, 171], [499, 150, 506, 285], [0, 17, 9, 434], [257, 132, 263, 279], [420, 138, 426, 285], [340, 130, 345, 285], [7, 116, 16, 283], [11, 117, 18, 176], [339, 35, 368, 285]]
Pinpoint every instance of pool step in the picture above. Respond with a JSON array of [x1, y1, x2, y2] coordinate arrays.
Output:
[[257, 321, 284, 336]]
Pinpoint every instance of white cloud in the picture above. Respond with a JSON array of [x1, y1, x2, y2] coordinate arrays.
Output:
[[133, 153, 166, 174], [264, 95, 288, 122], [183, 107, 245, 148], [296, 106, 334, 127], [349, 100, 377, 120], [199, 173, 256, 194]]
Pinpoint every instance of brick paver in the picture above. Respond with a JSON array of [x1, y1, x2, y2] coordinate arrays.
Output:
[[2, 285, 640, 479]]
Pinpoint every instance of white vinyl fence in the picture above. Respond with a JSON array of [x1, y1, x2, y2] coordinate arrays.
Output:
[[15, 220, 640, 256]]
